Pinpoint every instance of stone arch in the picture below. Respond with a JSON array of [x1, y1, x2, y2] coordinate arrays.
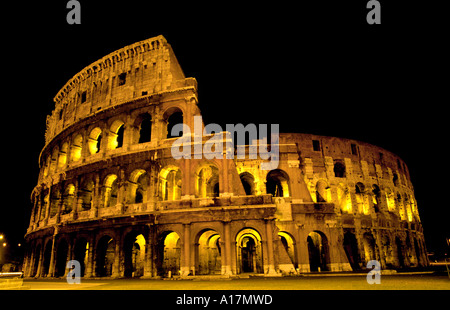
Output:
[[133, 113, 152, 144], [195, 162, 220, 198], [95, 235, 115, 277], [123, 230, 146, 277], [163, 106, 184, 139], [103, 174, 118, 207], [266, 169, 290, 198], [88, 127, 103, 154], [73, 237, 89, 277], [79, 177, 94, 210], [362, 232, 376, 264], [239, 172, 255, 195], [61, 183, 75, 214], [236, 228, 263, 274], [70, 133, 83, 161], [156, 231, 181, 277], [307, 231, 330, 272], [333, 161, 346, 178], [195, 229, 222, 275], [277, 231, 297, 273], [159, 165, 182, 201], [108, 119, 125, 150], [343, 230, 360, 271], [54, 238, 69, 277], [337, 183, 352, 213], [58, 141, 68, 169], [42, 239, 53, 277], [128, 169, 148, 203], [316, 179, 330, 202]]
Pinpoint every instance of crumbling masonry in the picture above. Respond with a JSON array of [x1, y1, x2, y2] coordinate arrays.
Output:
[[23, 35, 428, 278]]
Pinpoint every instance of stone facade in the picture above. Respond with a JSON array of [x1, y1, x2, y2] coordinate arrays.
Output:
[[23, 35, 428, 279]]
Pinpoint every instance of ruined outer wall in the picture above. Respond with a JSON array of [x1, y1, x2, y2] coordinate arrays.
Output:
[[45, 35, 186, 145]]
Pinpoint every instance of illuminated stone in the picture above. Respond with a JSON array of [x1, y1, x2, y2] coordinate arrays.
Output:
[[23, 35, 428, 279]]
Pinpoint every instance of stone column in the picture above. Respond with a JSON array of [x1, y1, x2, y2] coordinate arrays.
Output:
[[265, 220, 278, 276], [181, 224, 191, 277], [221, 221, 232, 276]]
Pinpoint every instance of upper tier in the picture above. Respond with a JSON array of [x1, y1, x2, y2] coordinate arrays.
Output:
[[45, 35, 187, 144]]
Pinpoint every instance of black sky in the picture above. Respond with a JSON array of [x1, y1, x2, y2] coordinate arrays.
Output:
[[2, 0, 448, 257]]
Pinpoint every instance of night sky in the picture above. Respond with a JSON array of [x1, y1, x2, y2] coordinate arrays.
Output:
[[2, 1, 448, 259]]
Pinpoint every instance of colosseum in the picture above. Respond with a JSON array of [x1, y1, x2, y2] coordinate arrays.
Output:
[[23, 35, 428, 279]]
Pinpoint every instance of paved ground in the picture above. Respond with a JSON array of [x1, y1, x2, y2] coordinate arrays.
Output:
[[16, 273, 450, 290]]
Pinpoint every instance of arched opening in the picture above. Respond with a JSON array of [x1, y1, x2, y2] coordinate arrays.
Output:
[[49, 186, 60, 218], [266, 169, 290, 197], [381, 235, 394, 268], [240, 172, 255, 195], [61, 184, 75, 214], [108, 120, 125, 150], [128, 169, 148, 203], [95, 235, 115, 277], [42, 240, 52, 277], [160, 166, 182, 201], [157, 231, 181, 277], [79, 179, 94, 210], [70, 134, 83, 161], [307, 231, 330, 272], [355, 182, 369, 214], [31, 244, 41, 277], [73, 238, 89, 277], [372, 184, 381, 213], [58, 142, 68, 169], [103, 174, 118, 207], [278, 232, 297, 273], [362, 233, 376, 264], [196, 163, 220, 198], [166, 110, 184, 138], [236, 228, 263, 274], [54, 239, 69, 277], [395, 237, 405, 268], [137, 113, 152, 143], [49, 147, 58, 174], [315, 180, 330, 202], [333, 161, 346, 178], [343, 231, 360, 271], [88, 127, 103, 154], [337, 183, 352, 213], [124, 232, 146, 278], [195, 229, 222, 275]]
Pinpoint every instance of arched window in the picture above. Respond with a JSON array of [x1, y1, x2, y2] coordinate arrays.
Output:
[[62, 184, 75, 214], [108, 120, 125, 150], [372, 185, 381, 213], [266, 169, 290, 197], [240, 172, 255, 195], [138, 114, 152, 143], [334, 161, 346, 178], [128, 169, 148, 203], [58, 142, 68, 169], [104, 174, 118, 207], [160, 166, 182, 201], [80, 179, 94, 210], [88, 128, 102, 154], [70, 134, 83, 161], [196, 163, 219, 198], [164, 107, 183, 138]]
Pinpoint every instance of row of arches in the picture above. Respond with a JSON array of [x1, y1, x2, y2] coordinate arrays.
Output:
[[31, 166, 293, 225], [27, 227, 265, 278], [309, 179, 419, 221], [41, 108, 184, 179], [26, 223, 427, 278]]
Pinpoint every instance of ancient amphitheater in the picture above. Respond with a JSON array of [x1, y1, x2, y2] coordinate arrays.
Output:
[[23, 35, 428, 278]]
